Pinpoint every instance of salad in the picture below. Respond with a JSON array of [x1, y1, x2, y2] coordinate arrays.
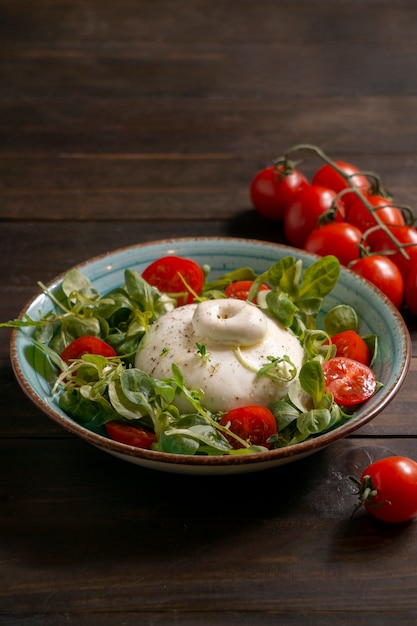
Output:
[[2, 253, 380, 456]]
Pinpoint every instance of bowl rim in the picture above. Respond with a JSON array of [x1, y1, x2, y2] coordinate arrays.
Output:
[[10, 236, 412, 468]]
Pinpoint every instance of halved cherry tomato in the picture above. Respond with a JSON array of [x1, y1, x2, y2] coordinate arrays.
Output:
[[304, 222, 362, 266], [346, 194, 405, 233], [284, 185, 344, 248], [354, 456, 417, 523], [365, 225, 417, 281], [250, 165, 308, 221], [311, 161, 369, 209], [224, 280, 270, 303], [330, 330, 370, 366], [322, 357, 377, 406], [219, 405, 277, 449], [61, 335, 117, 363], [349, 255, 404, 309], [142, 255, 205, 305], [105, 421, 157, 449]]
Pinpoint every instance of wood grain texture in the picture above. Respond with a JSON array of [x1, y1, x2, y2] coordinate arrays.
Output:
[[1, 1, 417, 624]]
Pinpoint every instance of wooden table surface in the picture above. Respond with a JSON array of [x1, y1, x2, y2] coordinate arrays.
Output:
[[2, 1, 417, 624]]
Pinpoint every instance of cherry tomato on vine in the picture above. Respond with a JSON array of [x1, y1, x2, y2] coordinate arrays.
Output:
[[284, 185, 344, 248], [349, 255, 404, 309], [304, 222, 362, 266], [60, 336, 117, 363], [219, 405, 277, 449], [105, 421, 157, 449], [322, 357, 377, 406], [405, 261, 417, 316], [142, 255, 205, 305], [365, 225, 417, 281], [330, 330, 370, 366], [353, 456, 417, 523], [250, 165, 308, 221], [346, 194, 405, 233], [312, 161, 369, 209], [224, 280, 270, 303]]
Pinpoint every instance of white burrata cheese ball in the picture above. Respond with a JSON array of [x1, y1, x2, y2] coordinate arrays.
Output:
[[135, 299, 304, 413]]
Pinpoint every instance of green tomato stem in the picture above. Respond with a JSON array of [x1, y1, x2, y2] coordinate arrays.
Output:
[[275, 143, 411, 260]]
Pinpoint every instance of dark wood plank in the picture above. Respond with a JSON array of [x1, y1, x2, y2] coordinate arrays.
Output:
[[2, 1, 417, 623], [1, 436, 417, 622], [0, 219, 284, 323], [2, 0, 417, 49], [1, 99, 417, 220], [3, 42, 417, 99]]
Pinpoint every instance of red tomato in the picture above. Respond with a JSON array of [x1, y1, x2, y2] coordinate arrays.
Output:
[[304, 222, 362, 266], [250, 165, 308, 221], [142, 255, 205, 305], [312, 161, 369, 209], [405, 261, 417, 316], [284, 185, 344, 248], [355, 456, 417, 523], [365, 225, 417, 281], [219, 405, 277, 449], [322, 357, 377, 406], [346, 194, 405, 233], [330, 330, 370, 366], [224, 280, 270, 302], [349, 255, 404, 309], [61, 335, 117, 363], [105, 421, 157, 449]]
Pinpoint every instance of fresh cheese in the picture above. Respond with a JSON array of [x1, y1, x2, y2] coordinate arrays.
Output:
[[135, 299, 304, 413]]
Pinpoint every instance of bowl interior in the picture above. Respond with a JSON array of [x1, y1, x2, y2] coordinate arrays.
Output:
[[10, 237, 411, 474]]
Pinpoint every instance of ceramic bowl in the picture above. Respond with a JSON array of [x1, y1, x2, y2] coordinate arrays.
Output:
[[10, 237, 411, 474]]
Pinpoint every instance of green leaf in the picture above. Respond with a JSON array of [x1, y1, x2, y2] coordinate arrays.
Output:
[[59, 388, 116, 428], [229, 445, 269, 455], [157, 430, 200, 455], [299, 255, 340, 299], [297, 408, 333, 436], [297, 297, 322, 318], [158, 418, 231, 455], [302, 329, 333, 361], [202, 267, 256, 293], [270, 399, 300, 431], [62, 269, 97, 299], [267, 256, 297, 288], [108, 378, 150, 420], [323, 304, 358, 335], [266, 290, 298, 327], [299, 360, 325, 406], [363, 334, 378, 367]]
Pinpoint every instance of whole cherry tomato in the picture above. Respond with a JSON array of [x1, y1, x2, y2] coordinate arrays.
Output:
[[142, 255, 205, 305], [61, 335, 117, 363], [346, 194, 405, 233], [105, 421, 157, 449], [312, 161, 369, 209], [250, 165, 308, 221], [353, 456, 417, 523], [303, 222, 362, 266], [224, 280, 270, 303], [284, 184, 343, 248], [405, 260, 417, 316], [365, 225, 417, 281], [330, 330, 370, 366], [219, 405, 277, 449], [322, 357, 377, 406], [349, 255, 404, 309]]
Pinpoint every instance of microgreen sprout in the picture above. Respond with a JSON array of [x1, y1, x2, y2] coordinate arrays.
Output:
[[196, 342, 210, 364]]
